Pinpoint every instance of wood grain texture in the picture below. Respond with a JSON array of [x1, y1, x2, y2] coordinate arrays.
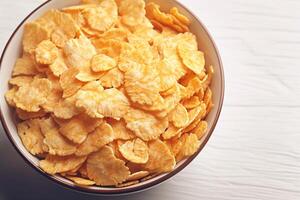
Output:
[[0, 0, 300, 199]]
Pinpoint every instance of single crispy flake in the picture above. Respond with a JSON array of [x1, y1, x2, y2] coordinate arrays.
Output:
[[119, 138, 149, 164], [87, 146, 130, 186]]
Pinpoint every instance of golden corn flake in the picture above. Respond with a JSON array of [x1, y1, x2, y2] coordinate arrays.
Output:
[[75, 65, 104, 82], [17, 119, 46, 155], [82, 0, 118, 32], [178, 42, 205, 75], [62, 4, 97, 12], [92, 38, 123, 58], [91, 54, 117, 72], [9, 76, 33, 87], [12, 56, 39, 76], [170, 7, 190, 25], [119, 0, 146, 27], [66, 176, 96, 186], [5, 87, 18, 107], [127, 171, 150, 182], [59, 114, 103, 144], [110, 119, 136, 140], [124, 108, 168, 141], [194, 121, 208, 140], [184, 102, 206, 133], [35, 40, 59, 65], [142, 140, 175, 173], [49, 50, 69, 77], [119, 138, 149, 164], [64, 36, 97, 68], [87, 145, 130, 186], [60, 67, 84, 98], [175, 133, 200, 162], [99, 67, 124, 88], [182, 96, 201, 109], [168, 103, 189, 128], [184, 77, 203, 99], [75, 81, 104, 118], [52, 94, 79, 119], [98, 88, 130, 119], [99, 28, 129, 41], [40, 118, 77, 156], [116, 180, 139, 188], [40, 154, 87, 175], [124, 64, 161, 106], [76, 123, 114, 156], [16, 108, 46, 120], [23, 22, 50, 54], [13, 78, 52, 112]]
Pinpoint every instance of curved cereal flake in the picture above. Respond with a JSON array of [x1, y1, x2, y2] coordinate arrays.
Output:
[[75, 123, 114, 156], [91, 54, 117, 72], [110, 119, 136, 140], [23, 22, 50, 54], [64, 36, 96, 68], [170, 7, 190, 25], [35, 40, 59, 65], [75, 66, 104, 82], [119, 138, 149, 164], [66, 176, 95, 186], [59, 114, 103, 144], [99, 68, 124, 88], [87, 146, 130, 186], [75, 81, 105, 118], [168, 103, 189, 128], [175, 133, 200, 162], [17, 119, 46, 155], [178, 42, 205, 75], [157, 60, 177, 92], [12, 56, 39, 76], [40, 118, 77, 156], [182, 96, 201, 109], [162, 125, 182, 140], [5, 87, 18, 107], [82, 0, 118, 32], [184, 77, 203, 99], [40, 155, 87, 175], [53, 94, 79, 119], [13, 78, 52, 112], [92, 38, 123, 58], [9, 76, 33, 87], [142, 140, 175, 173], [16, 108, 46, 120], [99, 28, 129, 41], [60, 67, 84, 98], [124, 108, 168, 141], [119, 0, 146, 27], [62, 4, 97, 12], [124, 64, 161, 106], [126, 171, 150, 182], [184, 102, 206, 133], [97, 88, 130, 119], [49, 50, 69, 77], [194, 121, 208, 140]]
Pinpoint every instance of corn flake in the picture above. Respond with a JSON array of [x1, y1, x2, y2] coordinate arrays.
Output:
[[91, 54, 117, 72], [35, 40, 59, 65], [12, 56, 39, 76], [13, 78, 52, 112], [142, 139, 175, 173], [119, 138, 149, 164], [124, 108, 168, 141], [175, 133, 200, 162], [76, 122, 114, 156], [17, 119, 46, 155], [40, 117, 77, 156], [87, 145, 130, 186], [40, 154, 87, 175]]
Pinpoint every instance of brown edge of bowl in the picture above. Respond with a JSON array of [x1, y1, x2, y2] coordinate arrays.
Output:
[[0, 0, 225, 196]]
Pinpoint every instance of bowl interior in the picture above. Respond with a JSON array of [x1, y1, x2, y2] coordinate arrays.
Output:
[[0, 0, 224, 195]]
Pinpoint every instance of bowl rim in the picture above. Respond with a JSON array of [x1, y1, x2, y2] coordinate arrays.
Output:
[[0, 0, 225, 195]]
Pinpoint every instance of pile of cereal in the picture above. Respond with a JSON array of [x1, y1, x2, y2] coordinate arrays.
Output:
[[5, 0, 213, 187]]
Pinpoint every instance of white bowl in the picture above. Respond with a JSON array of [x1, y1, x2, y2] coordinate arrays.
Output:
[[0, 0, 224, 195]]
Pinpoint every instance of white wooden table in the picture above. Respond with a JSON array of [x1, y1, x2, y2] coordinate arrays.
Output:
[[0, 0, 300, 199]]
